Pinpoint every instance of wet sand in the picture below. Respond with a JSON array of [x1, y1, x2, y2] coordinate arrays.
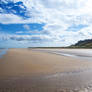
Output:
[[34, 49, 92, 59], [0, 49, 92, 92]]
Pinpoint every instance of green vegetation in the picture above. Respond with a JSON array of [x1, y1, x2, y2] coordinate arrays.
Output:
[[28, 39, 92, 49], [69, 39, 92, 48]]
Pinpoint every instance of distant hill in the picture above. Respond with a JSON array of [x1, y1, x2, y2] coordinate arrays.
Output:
[[28, 39, 92, 49], [69, 39, 92, 48]]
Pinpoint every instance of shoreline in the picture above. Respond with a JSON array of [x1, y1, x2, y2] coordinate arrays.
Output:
[[0, 49, 8, 58], [33, 49, 92, 61]]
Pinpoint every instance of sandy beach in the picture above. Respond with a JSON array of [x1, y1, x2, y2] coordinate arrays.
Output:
[[0, 49, 92, 92]]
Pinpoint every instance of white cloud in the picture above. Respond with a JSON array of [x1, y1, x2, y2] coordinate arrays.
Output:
[[1, 0, 92, 25], [0, 14, 23, 24], [0, 0, 92, 47], [0, 32, 10, 40], [23, 24, 30, 30]]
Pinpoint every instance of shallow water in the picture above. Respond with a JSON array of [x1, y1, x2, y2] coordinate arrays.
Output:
[[0, 49, 8, 58]]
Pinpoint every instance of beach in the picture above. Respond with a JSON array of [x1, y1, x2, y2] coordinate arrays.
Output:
[[0, 49, 92, 92]]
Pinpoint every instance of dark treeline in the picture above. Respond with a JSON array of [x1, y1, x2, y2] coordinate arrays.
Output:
[[28, 39, 92, 49], [69, 39, 92, 48]]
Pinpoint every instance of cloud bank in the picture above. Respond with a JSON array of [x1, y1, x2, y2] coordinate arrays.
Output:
[[0, 0, 92, 47]]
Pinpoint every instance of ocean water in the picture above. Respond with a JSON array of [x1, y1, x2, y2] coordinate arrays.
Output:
[[0, 49, 8, 58]]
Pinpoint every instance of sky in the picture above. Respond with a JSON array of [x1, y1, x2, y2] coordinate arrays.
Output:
[[0, 0, 92, 48]]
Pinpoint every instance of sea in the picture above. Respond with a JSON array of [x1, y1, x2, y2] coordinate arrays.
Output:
[[0, 48, 8, 58]]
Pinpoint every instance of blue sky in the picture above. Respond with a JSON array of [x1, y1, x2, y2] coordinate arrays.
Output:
[[0, 23, 45, 34], [0, 0, 92, 48]]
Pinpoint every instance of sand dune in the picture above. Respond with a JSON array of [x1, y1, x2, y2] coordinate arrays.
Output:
[[0, 49, 92, 92]]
